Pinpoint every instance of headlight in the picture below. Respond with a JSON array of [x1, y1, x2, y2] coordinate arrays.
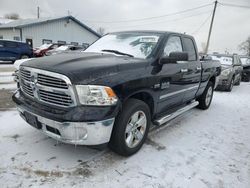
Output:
[[76, 85, 118, 106], [221, 69, 231, 76]]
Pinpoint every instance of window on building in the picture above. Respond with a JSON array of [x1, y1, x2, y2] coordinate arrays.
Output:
[[71, 42, 79, 46], [13, 36, 20, 41], [0, 41, 4, 47], [0, 36, 3, 39], [183, 37, 197, 61], [42, 39, 52, 44], [58, 40, 66, 45]]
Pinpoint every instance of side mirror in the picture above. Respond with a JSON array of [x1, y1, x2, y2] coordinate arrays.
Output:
[[160, 52, 188, 64], [0, 44, 3, 48]]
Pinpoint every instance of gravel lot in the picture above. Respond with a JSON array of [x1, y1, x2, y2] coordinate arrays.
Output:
[[0, 82, 250, 188]]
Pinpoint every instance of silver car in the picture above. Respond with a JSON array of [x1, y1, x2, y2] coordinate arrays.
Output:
[[211, 54, 243, 91]]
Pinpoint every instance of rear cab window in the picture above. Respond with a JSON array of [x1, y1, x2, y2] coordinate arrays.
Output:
[[182, 37, 197, 61]]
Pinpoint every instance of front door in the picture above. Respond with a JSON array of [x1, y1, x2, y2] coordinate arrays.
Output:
[[156, 35, 189, 115]]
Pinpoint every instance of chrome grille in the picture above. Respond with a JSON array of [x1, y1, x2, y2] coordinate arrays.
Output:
[[20, 69, 31, 82], [39, 89, 73, 107], [19, 67, 76, 108], [20, 79, 34, 97], [37, 74, 68, 89]]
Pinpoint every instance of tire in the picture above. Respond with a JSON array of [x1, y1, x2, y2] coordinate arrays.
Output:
[[197, 81, 214, 110], [226, 77, 234, 92], [109, 98, 151, 156], [235, 75, 241, 86], [20, 55, 29, 59]]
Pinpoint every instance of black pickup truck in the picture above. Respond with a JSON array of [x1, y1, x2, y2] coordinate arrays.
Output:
[[13, 31, 221, 156]]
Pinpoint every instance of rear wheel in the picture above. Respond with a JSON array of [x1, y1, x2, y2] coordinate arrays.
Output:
[[197, 81, 214, 110], [109, 98, 150, 156]]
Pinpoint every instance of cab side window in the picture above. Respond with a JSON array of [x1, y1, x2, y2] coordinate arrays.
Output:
[[5, 41, 18, 48], [163, 36, 183, 57], [183, 37, 197, 61]]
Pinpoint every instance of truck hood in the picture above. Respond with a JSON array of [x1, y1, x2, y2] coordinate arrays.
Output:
[[21, 52, 147, 85]]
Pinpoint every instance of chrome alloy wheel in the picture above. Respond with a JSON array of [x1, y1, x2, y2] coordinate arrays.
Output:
[[205, 86, 213, 106], [125, 111, 147, 148]]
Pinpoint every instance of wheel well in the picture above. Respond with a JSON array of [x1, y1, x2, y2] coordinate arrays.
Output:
[[128, 92, 154, 117], [209, 76, 216, 86]]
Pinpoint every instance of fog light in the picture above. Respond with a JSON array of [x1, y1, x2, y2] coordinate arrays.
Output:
[[61, 125, 88, 141]]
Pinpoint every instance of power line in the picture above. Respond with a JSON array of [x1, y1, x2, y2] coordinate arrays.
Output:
[[109, 10, 213, 30], [191, 11, 213, 35], [83, 3, 213, 24], [219, 2, 250, 9]]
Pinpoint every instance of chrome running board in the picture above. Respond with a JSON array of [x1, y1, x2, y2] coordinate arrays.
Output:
[[155, 101, 199, 126]]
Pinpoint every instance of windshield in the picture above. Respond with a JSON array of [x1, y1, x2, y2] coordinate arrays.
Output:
[[56, 45, 69, 51], [240, 57, 250, 65], [85, 33, 161, 59], [211, 55, 233, 66]]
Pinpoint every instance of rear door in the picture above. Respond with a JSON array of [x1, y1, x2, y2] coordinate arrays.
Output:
[[4, 41, 19, 60], [156, 35, 189, 115], [182, 37, 201, 102]]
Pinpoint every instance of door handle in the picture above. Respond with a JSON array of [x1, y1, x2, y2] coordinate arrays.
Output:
[[196, 67, 202, 71], [180, 68, 188, 73]]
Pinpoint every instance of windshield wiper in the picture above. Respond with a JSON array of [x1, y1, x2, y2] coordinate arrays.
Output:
[[101, 49, 134, 57]]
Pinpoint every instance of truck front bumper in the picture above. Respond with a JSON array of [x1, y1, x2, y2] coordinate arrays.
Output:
[[17, 106, 115, 145]]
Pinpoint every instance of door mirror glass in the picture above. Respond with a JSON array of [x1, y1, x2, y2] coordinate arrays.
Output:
[[160, 52, 188, 64]]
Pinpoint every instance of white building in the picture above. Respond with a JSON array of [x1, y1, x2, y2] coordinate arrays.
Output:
[[0, 16, 100, 48]]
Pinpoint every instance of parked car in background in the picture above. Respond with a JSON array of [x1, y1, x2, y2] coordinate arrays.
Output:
[[34, 43, 63, 57], [45, 44, 84, 56], [210, 54, 243, 91], [240, 55, 250, 82], [0, 40, 33, 63], [13, 31, 221, 156]]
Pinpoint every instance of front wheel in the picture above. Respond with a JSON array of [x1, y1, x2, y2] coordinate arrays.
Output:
[[197, 81, 214, 110], [109, 98, 151, 156], [226, 77, 234, 92], [20, 55, 29, 59], [235, 75, 241, 86]]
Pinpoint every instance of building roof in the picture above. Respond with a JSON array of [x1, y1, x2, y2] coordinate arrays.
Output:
[[0, 16, 101, 37], [0, 18, 14, 25]]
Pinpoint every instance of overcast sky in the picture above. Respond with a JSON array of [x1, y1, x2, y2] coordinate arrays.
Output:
[[0, 0, 250, 54]]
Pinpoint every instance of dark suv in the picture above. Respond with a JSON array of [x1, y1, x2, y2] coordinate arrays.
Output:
[[0, 40, 33, 63]]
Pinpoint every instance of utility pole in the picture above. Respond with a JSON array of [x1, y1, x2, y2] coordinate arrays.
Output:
[[37, 6, 40, 19], [205, 0, 218, 54]]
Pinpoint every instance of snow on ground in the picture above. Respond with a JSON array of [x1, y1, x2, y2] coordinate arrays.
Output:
[[0, 83, 250, 188], [0, 64, 16, 90]]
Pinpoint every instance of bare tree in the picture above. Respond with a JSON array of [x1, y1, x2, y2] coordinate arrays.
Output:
[[239, 36, 250, 56], [96, 27, 106, 36], [4, 13, 20, 20]]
